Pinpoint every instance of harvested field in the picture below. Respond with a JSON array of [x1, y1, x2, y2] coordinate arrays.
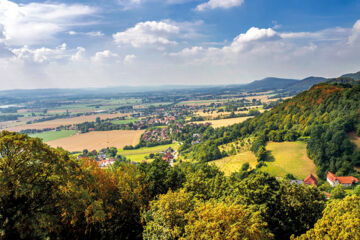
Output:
[[5, 113, 129, 132], [46, 130, 144, 152], [192, 117, 252, 128]]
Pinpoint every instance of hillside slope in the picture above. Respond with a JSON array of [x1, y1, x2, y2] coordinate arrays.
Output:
[[193, 83, 360, 179]]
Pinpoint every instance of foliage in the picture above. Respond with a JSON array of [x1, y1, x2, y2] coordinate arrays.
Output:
[[294, 195, 360, 240], [181, 200, 273, 240], [143, 190, 194, 240], [330, 184, 347, 199]]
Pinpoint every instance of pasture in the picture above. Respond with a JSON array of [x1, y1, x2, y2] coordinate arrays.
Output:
[[5, 113, 129, 132], [111, 118, 140, 125], [260, 141, 317, 179], [192, 116, 252, 128], [47, 130, 144, 152], [118, 143, 178, 162], [30, 130, 77, 142], [211, 151, 257, 176]]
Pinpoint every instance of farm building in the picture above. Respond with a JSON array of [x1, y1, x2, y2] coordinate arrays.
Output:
[[304, 174, 318, 187], [327, 171, 359, 187]]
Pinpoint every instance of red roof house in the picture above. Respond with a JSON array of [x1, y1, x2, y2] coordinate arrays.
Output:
[[327, 171, 359, 187], [304, 174, 318, 187]]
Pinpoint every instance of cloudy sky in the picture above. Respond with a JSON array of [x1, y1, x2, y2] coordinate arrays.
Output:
[[1, 0, 360, 89]]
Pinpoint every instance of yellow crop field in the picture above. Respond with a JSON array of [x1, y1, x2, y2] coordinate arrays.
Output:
[[192, 117, 252, 128], [47, 130, 144, 152], [5, 113, 129, 132]]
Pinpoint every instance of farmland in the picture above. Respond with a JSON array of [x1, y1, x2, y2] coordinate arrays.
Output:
[[47, 130, 144, 152], [260, 141, 317, 179], [5, 113, 129, 132], [29, 130, 77, 142], [192, 116, 252, 128]]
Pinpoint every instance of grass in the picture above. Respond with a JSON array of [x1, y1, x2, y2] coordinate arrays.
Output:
[[260, 142, 317, 179], [118, 143, 178, 162], [30, 130, 77, 142], [211, 141, 316, 179], [111, 118, 140, 125], [210, 151, 257, 176]]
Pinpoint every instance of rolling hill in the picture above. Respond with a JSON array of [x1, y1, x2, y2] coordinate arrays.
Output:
[[195, 82, 360, 179]]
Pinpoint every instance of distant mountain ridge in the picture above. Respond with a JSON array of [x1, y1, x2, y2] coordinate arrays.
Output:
[[242, 76, 327, 93], [341, 71, 360, 80]]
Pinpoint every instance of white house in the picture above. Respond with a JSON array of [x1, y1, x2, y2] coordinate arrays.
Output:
[[327, 171, 359, 187]]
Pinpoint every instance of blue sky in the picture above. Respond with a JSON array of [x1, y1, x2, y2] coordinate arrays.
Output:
[[1, 0, 360, 89]]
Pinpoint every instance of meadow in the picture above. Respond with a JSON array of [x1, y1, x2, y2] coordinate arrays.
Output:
[[118, 143, 178, 162], [212, 141, 316, 179], [29, 130, 77, 142], [211, 151, 257, 176], [47, 130, 144, 152], [260, 141, 317, 179], [111, 118, 140, 125]]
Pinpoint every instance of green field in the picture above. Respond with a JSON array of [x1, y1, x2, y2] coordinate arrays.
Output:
[[30, 130, 78, 142], [111, 118, 140, 125], [212, 141, 316, 179], [260, 141, 317, 179], [118, 143, 177, 162], [211, 151, 257, 176]]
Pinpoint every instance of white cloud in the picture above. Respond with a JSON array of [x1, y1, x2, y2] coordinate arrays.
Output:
[[68, 31, 104, 37], [71, 47, 86, 62], [0, 0, 97, 46], [113, 21, 179, 48], [123, 54, 136, 64], [91, 50, 119, 63], [169, 46, 205, 57], [348, 20, 360, 44], [196, 0, 244, 11], [11, 43, 68, 63]]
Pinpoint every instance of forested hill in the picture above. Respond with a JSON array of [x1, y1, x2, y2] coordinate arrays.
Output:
[[196, 83, 360, 179]]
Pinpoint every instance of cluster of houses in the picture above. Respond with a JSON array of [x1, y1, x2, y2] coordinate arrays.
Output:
[[160, 147, 176, 165], [142, 127, 170, 142], [295, 172, 359, 188], [291, 172, 359, 198], [77, 148, 116, 168]]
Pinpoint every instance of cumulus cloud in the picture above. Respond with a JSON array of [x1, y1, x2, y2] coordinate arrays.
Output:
[[0, 0, 97, 46], [113, 21, 179, 48], [11, 43, 68, 63], [71, 47, 86, 62], [348, 20, 360, 44], [196, 0, 244, 11], [91, 50, 119, 63], [123, 54, 136, 64]]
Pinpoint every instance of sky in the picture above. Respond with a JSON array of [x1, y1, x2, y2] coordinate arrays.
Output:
[[1, 0, 360, 89]]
